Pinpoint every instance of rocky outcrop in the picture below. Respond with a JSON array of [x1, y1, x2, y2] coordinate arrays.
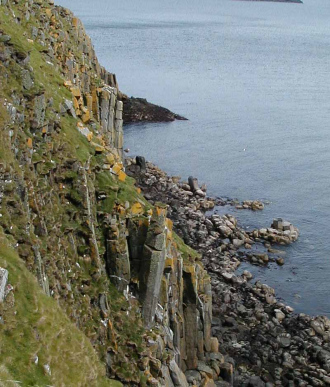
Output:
[[139, 203, 167, 327], [0, 268, 9, 302], [122, 96, 187, 124], [252, 218, 299, 245], [104, 200, 222, 385]]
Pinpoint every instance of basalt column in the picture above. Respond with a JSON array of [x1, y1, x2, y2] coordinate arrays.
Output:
[[106, 216, 130, 292], [139, 203, 168, 328]]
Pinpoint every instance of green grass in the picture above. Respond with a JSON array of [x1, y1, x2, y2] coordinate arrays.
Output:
[[95, 171, 152, 214], [117, 176, 151, 210], [60, 116, 94, 163], [0, 233, 122, 387], [173, 232, 201, 261], [0, 5, 94, 164]]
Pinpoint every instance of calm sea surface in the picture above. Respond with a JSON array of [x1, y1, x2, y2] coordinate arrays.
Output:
[[56, 0, 330, 317]]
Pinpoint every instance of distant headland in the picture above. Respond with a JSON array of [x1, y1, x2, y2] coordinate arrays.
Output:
[[239, 0, 303, 3]]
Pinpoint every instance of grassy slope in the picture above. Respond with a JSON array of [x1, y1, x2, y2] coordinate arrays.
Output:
[[0, 4, 94, 164], [0, 4, 124, 386], [0, 234, 121, 387]]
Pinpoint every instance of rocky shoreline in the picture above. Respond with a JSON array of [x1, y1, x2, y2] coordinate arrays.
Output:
[[126, 156, 330, 386]]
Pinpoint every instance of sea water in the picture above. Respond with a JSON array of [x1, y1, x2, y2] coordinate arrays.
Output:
[[56, 0, 330, 317]]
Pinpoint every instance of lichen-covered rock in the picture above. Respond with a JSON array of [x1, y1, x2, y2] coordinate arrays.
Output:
[[0, 268, 8, 302], [30, 93, 46, 129]]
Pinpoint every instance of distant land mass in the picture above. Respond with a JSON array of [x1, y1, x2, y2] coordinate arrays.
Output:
[[240, 0, 303, 3]]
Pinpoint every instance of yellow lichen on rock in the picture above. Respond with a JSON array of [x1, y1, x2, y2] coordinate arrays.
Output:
[[27, 137, 33, 148], [82, 110, 90, 124], [71, 87, 81, 98], [93, 144, 105, 153], [45, 8, 52, 18], [131, 202, 144, 215], [72, 17, 78, 27], [165, 257, 175, 270], [112, 163, 123, 175], [106, 153, 116, 166], [117, 170, 126, 182]]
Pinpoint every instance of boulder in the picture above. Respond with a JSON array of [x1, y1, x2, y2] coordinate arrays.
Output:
[[220, 362, 234, 385], [169, 359, 189, 387], [136, 156, 146, 173], [197, 361, 214, 378], [63, 99, 76, 118], [274, 309, 285, 322], [188, 176, 200, 192], [162, 366, 175, 387], [185, 370, 202, 383], [247, 376, 266, 386]]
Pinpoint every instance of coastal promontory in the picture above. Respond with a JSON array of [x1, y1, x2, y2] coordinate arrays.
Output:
[[240, 0, 303, 3], [122, 95, 187, 124]]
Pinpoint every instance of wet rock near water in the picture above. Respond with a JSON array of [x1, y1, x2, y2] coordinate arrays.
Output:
[[126, 156, 330, 386], [250, 219, 299, 246], [236, 200, 265, 211]]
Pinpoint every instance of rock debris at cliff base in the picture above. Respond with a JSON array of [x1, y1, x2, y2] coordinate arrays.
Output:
[[126, 156, 330, 386]]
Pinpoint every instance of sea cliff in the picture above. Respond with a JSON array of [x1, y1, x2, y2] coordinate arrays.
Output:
[[0, 1, 219, 385], [0, 1, 329, 387]]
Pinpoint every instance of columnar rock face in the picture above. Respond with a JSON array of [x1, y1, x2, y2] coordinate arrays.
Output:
[[0, 1, 217, 385], [139, 203, 167, 327], [106, 201, 221, 383], [106, 216, 130, 292], [99, 87, 123, 156]]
